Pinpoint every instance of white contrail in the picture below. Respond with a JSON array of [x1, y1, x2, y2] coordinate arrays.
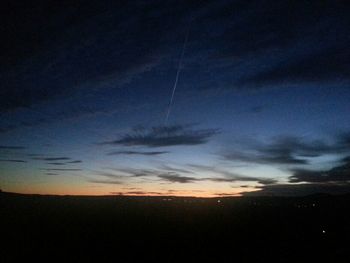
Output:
[[164, 28, 190, 125]]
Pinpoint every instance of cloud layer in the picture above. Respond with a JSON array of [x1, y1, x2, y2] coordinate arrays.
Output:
[[224, 133, 350, 165], [103, 125, 219, 147]]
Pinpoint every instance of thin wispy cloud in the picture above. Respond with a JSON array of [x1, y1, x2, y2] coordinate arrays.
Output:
[[102, 125, 219, 147], [88, 179, 123, 185], [158, 174, 197, 183], [43, 168, 82, 171], [46, 162, 67, 165], [188, 164, 276, 185], [107, 150, 169, 156], [66, 160, 82, 164], [33, 157, 71, 161], [0, 159, 27, 163], [45, 173, 59, 175]]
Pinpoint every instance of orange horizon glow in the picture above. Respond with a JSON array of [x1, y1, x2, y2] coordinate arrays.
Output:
[[3, 186, 258, 198]]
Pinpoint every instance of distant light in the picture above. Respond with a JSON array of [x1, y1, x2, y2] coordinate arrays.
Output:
[[217, 200, 221, 203], [322, 230, 326, 234], [312, 203, 316, 207]]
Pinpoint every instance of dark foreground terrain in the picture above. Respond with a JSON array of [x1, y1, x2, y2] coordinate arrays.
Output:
[[1, 192, 349, 262]]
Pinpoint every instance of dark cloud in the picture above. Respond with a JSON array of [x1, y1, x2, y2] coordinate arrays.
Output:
[[46, 160, 82, 165], [158, 171, 276, 185], [158, 174, 197, 183], [47, 162, 67, 165], [33, 157, 71, 161], [225, 152, 307, 165], [188, 164, 276, 185], [110, 191, 164, 195], [107, 150, 169, 156], [107, 165, 273, 185], [0, 145, 26, 150], [95, 172, 126, 180], [103, 125, 219, 147], [112, 168, 157, 178], [201, 176, 276, 185], [66, 160, 82, 164], [224, 134, 350, 165], [0, 159, 27, 163], [214, 193, 237, 197], [43, 168, 82, 171], [242, 156, 350, 196], [243, 182, 350, 196], [45, 173, 59, 175], [289, 156, 350, 183], [88, 179, 122, 185]]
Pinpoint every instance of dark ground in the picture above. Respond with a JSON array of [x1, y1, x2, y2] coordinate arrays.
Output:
[[1, 192, 349, 262]]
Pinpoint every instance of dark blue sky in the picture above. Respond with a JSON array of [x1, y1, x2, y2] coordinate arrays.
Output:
[[1, 0, 350, 196]]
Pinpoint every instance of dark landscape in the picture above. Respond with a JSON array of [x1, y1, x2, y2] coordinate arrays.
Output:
[[2, 191, 349, 262]]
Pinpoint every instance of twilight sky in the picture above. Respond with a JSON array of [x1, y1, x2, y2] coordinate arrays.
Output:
[[1, 0, 350, 197]]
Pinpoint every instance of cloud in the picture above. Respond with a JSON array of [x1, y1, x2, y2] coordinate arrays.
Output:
[[289, 156, 350, 183], [33, 157, 71, 161], [242, 182, 350, 196], [45, 173, 59, 175], [0, 159, 27, 163], [242, 156, 350, 196], [214, 193, 238, 197], [0, 145, 26, 150], [110, 168, 158, 178], [66, 160, 82, 164], [110, 191, 164, 195], [188, 164, 276, 185], [103, 125, 219, 148], [223, 134, 350, 165], [95, 172, 126, 180], [158, 171, 276, 185], [43, 168, 82, 171], [107, 150, 169, 156], [201, 176, 276, 185], [225, 152, 307, 165], [46, 162, 67, 165], [158, 174, 197, 183], [33, 157, 82, 165], [45, 160, 82, 165], [96, 165, 277, 185], [88, 179, 122, 185]]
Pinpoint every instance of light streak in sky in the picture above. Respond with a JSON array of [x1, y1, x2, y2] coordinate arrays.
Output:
[[164, 28, 190, 124]]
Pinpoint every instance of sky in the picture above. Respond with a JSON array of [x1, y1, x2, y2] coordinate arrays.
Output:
[[1, 0, 350, 197]]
